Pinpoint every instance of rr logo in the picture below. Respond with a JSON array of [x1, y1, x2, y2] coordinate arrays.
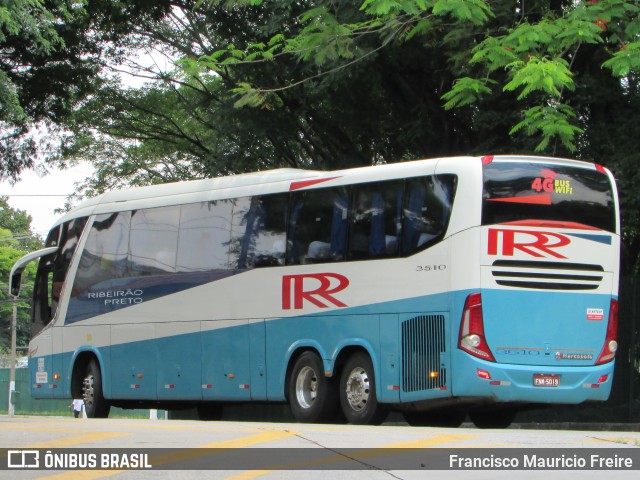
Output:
[[282, 273, 349, 310], [488, 228, 570, 259]]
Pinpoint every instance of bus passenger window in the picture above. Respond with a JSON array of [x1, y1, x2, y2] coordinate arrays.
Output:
[[348, 181, 403, 260], [287, 188, 348, 265], [235, 194, 288, 269], [402, 175, 457, 255], [177, 200, 233, 272], [73, 212, 132, 296], [130, 206, 180, 276]]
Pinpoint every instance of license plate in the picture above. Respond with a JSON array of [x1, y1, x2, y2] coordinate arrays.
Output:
[[533, 374, 560, 387]]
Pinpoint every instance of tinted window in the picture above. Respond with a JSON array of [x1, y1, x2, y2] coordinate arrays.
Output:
[[288, 188, 349, 264], [349, 181, 403, 260], [402, 175, 457, 255], [238, 194, 288, 268], [73, 212, 131, 295], [130, 206, 180, 276], [482, 162, 615, 232], [177, 201, 232, 272], [33, 217, 87, 327]]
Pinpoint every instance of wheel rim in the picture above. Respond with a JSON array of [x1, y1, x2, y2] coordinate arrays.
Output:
[[295, 366, 318, 409], [344, 366, 370, 412]]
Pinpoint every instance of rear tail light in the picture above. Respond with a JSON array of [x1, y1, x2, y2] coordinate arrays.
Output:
[[458, 293, 495, 362], [595, 299, 618, 365]]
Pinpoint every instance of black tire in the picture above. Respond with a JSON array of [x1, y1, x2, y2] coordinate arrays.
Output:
[[82, 359, 110, 418], [403, 410, 467, 428], [469, 408, 516, 429], [288, 351, 339, 423], [339, 352, 388, 425], [197, 403, 224, 421]]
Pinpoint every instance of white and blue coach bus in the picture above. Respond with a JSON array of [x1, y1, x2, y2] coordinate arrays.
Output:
[[10, 155, 620, 427]]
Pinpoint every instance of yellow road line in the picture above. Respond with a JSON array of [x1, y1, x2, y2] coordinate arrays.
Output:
[[28, 432, 130, 449], [225, 433, 478, 480], [0, 425, 86, 435]]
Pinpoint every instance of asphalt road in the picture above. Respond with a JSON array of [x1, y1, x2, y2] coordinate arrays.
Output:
[[1, 415, 639, 480]]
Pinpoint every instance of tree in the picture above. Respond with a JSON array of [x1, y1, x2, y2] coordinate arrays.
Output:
[[64, 0, 509, 187], [31, 1, 640, 268], [0, 197, 41, 251], [0, 200, 42, 351], [0, 0, 174, 180]]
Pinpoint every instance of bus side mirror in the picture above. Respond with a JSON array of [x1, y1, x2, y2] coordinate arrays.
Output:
[[10, 271, 22, 297], [9, 246, 59, 298]]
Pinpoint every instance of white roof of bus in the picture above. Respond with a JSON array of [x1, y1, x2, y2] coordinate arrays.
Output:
[[53, 155, 603, 230]]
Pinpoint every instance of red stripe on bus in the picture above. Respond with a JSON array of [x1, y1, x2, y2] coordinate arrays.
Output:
[[487, 194, 551, 205], [290, 177, 340, 191]]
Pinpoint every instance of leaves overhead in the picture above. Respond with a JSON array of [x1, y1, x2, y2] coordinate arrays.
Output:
[[3, 0, 640, 266]]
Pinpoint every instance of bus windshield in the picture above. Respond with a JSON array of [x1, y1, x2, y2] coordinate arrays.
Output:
[[482, 161, 616, 232]]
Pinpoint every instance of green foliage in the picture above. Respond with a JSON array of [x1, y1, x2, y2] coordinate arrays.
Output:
[[35, 0, 640, 270], [510, 104, 583, 153], [441, 77, 495, 109], [504, 57, 575, 100], [0, 201, 41, 349], [0, 197, 41, 252], [603, 42, 640, 77], [432, 0, 493, 25], [0, 0, 174, 180], [0, 0, 68, 126]]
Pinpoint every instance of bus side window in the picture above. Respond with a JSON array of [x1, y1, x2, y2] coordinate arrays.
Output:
[[402, 175, 457, 255], [287, 188, 348, 265], [32, 218, 87, 334], [235, 193, 288, 269], [73, 212, 132, 296], [130, 206, 180, 276], [348, 181, 403, 260], [177, 200, 233, 272], [231, 195, 288, 270]]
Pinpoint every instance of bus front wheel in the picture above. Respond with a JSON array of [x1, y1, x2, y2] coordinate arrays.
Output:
[[339, 352, 387, 425], [83, 359, 110, 418], [288, 351, 339, 423]]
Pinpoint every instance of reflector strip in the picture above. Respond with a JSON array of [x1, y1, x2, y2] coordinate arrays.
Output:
[[202, 384, 213, 389]]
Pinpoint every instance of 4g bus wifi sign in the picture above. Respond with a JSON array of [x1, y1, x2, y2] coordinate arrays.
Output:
[[531, 169, 574, 195]]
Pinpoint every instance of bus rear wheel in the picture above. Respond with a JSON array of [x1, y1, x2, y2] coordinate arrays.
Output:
[[402, 410, 466, 428], [339, 352, 387, 425], [469, 408, 516, 429], [197, 403, 223, 421], [288, 351, 339, 423], [82, 359, 110, 418]]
